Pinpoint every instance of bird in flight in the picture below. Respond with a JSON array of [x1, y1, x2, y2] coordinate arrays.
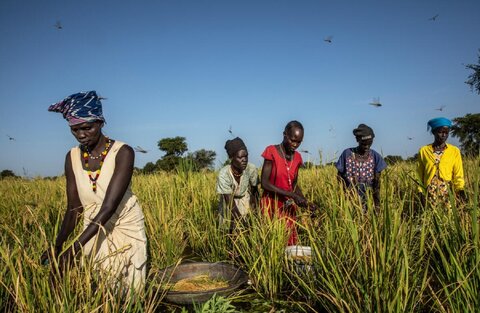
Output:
[[407, 136, 414, 140], [228, 125, 235, 138], [435, 105, 446, 111], [369, 97, 382, 107], [134, 146, 148, 153], [54, 20, 63, 30], [6, 134, 15, 141], [428, 14, 439, 21], [324, 36, 333, 43]]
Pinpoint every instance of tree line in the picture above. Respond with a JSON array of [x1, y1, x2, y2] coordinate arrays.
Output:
[[140, 136, 217, 174]]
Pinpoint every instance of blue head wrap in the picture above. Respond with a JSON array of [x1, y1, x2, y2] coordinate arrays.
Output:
[[427, 117, 452, 133], [48, 91, 105, 126]]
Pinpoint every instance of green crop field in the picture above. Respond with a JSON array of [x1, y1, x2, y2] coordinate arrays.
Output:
[[1, 159, 479, 312]]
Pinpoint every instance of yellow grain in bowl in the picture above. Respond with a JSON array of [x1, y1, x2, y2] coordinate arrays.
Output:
[[170, 274, 229, 292]]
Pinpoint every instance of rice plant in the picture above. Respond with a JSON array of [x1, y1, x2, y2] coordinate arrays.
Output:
[[0, 157, 479, 312]]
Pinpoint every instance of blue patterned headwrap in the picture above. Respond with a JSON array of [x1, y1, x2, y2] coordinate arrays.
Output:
[[427, 117, 452, 133], [48, 91, 105, 126]]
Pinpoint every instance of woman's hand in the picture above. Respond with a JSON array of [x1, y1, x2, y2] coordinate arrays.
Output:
[[456, 190, 467, 203], [307, 202, 319, 212], [292, 193, 308, 208], [40, 247, 58, 266], [58, 247, 75, 272]]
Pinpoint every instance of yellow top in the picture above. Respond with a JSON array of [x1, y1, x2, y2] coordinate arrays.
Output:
[[417, 143, 465, 192]]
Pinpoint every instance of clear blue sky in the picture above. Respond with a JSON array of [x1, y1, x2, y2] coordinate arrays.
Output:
[[0, 0, 478, 177]]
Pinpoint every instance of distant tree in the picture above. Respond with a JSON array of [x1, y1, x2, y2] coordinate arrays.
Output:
[[156, 155, 182, 172], [465, 50, 480, 94], [154, 136, 217, 172], [406, 153, 419, 163], [1, 169, 17, 179], [142, 162, 157, 174], [186, 149, 217, 171], [384, 155, 403, 165], [155, 137, 189, 172], [157, 136, 188, 157], [451, 113, 480, 156]]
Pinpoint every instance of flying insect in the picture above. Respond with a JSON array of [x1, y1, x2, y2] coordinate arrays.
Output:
[[134, 146, 148, 153], [369, 97, 382, 107]]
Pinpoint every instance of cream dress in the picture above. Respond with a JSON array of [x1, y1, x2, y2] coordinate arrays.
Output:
[[71, 141, 147, 292]]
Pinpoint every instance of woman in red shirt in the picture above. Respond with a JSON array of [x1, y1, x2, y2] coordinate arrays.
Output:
[[260, 120, 312, 245]]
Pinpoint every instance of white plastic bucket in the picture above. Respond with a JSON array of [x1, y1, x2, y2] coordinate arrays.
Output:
[[285, 245, 312, 262], [285, 245, 313, 274]]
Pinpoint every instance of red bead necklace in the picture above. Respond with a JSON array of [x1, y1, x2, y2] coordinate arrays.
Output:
[[83, 138, 112, 192], [278, 144, 293, 189]]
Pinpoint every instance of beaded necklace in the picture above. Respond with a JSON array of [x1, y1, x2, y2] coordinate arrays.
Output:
[[278, 144, 293, 189], [353, 148, 370, 161], [432, 143, 446, 152], [230, 166, 243, 178], [82, 137, 112, 192]]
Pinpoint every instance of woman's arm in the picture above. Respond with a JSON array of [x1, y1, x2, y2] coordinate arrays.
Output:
[[292, 177, 309, 208], [221, 194, 242, 233], [222, 194, 241, 219], [250, 185, 260, 208], [65, 145, 135, 255], [41, 152, 83, 264], [452, 148, 466, 201], [452, 148, 465, 192], [261, 159, 292, 198], [261, 160, 307, 206], [372, 171, 382, 209], [249, 166, 260, 208], [416, 149, 426, 193]]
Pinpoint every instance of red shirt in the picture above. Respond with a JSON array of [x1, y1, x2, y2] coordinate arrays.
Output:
[[260, 145, 303, 245], [260, 144, 303, 210]]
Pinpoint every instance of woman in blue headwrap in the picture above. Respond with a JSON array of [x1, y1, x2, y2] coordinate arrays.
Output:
[[41, 91, 147, 293], [417, 117, 466, 207]]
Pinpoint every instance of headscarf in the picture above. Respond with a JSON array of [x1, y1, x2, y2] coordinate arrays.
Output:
[[48, 91, 105, 126], [427, 117, 452, 133], [225, 137, 247, 158], [353, 124, 375, 140]]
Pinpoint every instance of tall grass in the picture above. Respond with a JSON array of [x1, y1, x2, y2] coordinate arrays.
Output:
[[0, 158, 479, 312]]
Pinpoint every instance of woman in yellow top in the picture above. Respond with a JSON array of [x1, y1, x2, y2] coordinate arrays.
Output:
[[417, 117, 466, 207]]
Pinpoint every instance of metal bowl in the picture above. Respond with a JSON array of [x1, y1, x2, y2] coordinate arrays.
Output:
[[157, 262, 249, 305]]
